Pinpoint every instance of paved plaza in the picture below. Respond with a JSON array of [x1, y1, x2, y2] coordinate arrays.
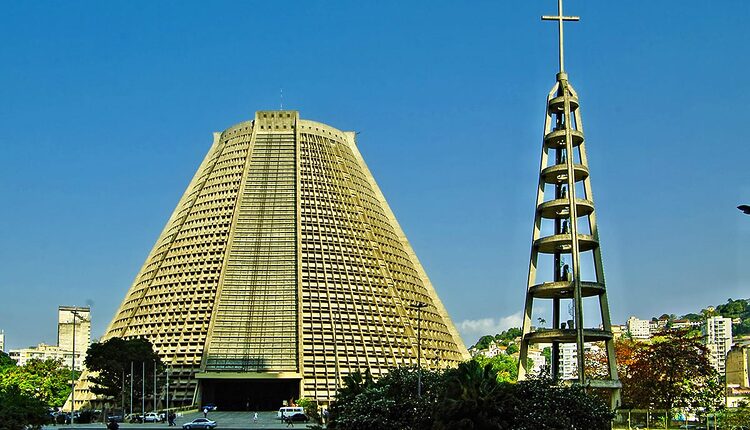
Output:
[[45, 411, 319, 430]]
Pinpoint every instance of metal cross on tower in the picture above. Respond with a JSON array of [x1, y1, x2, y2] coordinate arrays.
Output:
[[518, 0, 621, 410], [542, 0, 579, 74]]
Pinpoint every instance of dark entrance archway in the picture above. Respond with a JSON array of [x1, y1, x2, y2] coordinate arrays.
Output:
[[199, 377, 300, 411]]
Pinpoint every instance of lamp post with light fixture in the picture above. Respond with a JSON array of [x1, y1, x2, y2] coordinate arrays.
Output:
[[408, 302, 428, 397]]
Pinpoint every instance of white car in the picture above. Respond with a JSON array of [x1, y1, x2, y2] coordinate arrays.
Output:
[[144, 412, 162, 423], [182, 418, 217, 430]]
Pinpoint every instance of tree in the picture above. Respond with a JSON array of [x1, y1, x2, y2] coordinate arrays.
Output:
[[0, 351, 15, 369], [473, 354, 519, 382], [715, 298, 750, 336], [511, 378, 614, 430], [721, 402, 750, 429], [494, 327, 522, 343], [623, 330, 722, 414], [328, 367, 443, 430], [472, 335, 495, 351], [0, 358, 75, 408], [84, 337, 162, 411], [0, 383, 49, 430], [585, 339, 639, 382], [433, 360, 519, 430]]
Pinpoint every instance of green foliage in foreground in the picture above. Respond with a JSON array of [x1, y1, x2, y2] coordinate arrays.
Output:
[[0, 384, 50, 430], [721, 402, 750, 429], [327, 361, 613, 430]]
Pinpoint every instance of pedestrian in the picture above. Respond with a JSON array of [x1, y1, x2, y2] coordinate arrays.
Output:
[[107, 419, 119, 430], [253, 412, 258, 422], [285, 415, 294, 427], [203, 408, 208, 418]]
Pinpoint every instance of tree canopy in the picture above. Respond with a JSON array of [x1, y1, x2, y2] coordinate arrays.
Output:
[[473, 353, 519, 383], [630, 330, 722, 413], [0, 351, 15, 369], [0, 353, 71, 429], [596, 330, 724, 413], [84, 337, 162, 407], [0, 384, 49, 430], [471, 327, 522, 350], [0, 357, 75, 408]]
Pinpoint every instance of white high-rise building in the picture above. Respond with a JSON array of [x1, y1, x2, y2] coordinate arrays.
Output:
[[627, 316, 651, 339], [704, 316, 733, 374], [559, 343, 578, 380], [0, 330, 5, 352], [58, 306, 91, 356]]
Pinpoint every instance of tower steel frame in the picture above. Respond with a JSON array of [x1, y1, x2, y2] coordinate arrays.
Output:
[[518, 0, 621, 409]]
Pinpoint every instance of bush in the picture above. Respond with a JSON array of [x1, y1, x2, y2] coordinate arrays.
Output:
[[328, 363, 614, 430]]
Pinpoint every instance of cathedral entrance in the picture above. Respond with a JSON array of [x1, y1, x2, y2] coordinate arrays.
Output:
[[198, 376, 301, 411]]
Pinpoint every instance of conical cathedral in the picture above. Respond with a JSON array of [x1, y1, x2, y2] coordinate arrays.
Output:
[[81, 111, 468, 409]]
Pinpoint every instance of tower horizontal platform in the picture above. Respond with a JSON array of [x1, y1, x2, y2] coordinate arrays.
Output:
[[541, 163, 589, 184], [544, 129, 584, 149], [538, 198, 594, 219], [548, 94, 579, 113], [534, 233, 598, 253], [524, 328, 613, 344], [528, 280, 605, 299]]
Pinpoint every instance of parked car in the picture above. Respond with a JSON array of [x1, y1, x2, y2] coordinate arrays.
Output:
[[289, 413, 309, 422], [125, 413, 143, 423], [106, 414, 124, 423], [54, 413, 74, 424], [144, 412, 163, 423], [183, 418, 217, 429], [201, 404, 218, 411]]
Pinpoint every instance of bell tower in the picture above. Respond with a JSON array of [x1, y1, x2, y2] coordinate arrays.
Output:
[[517, 0, 621, 409]]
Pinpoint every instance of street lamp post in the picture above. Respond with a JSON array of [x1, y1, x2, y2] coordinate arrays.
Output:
[[409, 302, 428, 398], [69, 309, 85, 425]]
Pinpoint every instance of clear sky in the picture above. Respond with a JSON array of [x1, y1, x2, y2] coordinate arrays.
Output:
[[1, 1, 749, 350]]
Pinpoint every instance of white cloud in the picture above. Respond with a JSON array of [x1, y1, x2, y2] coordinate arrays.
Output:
[[456, 312, 523, 346]]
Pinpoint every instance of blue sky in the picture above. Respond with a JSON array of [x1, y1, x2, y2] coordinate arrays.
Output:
[[1, 1, 748, 350]]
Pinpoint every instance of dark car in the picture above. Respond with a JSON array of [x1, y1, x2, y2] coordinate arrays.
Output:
[[182, 418, 217, 430], [106, 414, 124, 423], [201, 404, 218, 411], [289, 413, 309, 422]]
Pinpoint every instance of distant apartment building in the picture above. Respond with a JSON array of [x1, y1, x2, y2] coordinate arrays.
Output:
[[527, 347, 547, 376], [671, 319, 700, 330], [482, 341, 503, 358], [703, 316, 733, 374], [558, 343, 603, 380], [58, 306, 91, 355], [627, 316, 651, 339], [8, 305, 91, 370], [610, 324, 626, 340], [649, 317, 669, 334], [726, 345, 749, 388], [9, 343, 85, 369], [559, 343, 578, 379]]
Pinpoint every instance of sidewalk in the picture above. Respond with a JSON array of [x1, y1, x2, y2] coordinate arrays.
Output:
[[44, 411, 320, 430]]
